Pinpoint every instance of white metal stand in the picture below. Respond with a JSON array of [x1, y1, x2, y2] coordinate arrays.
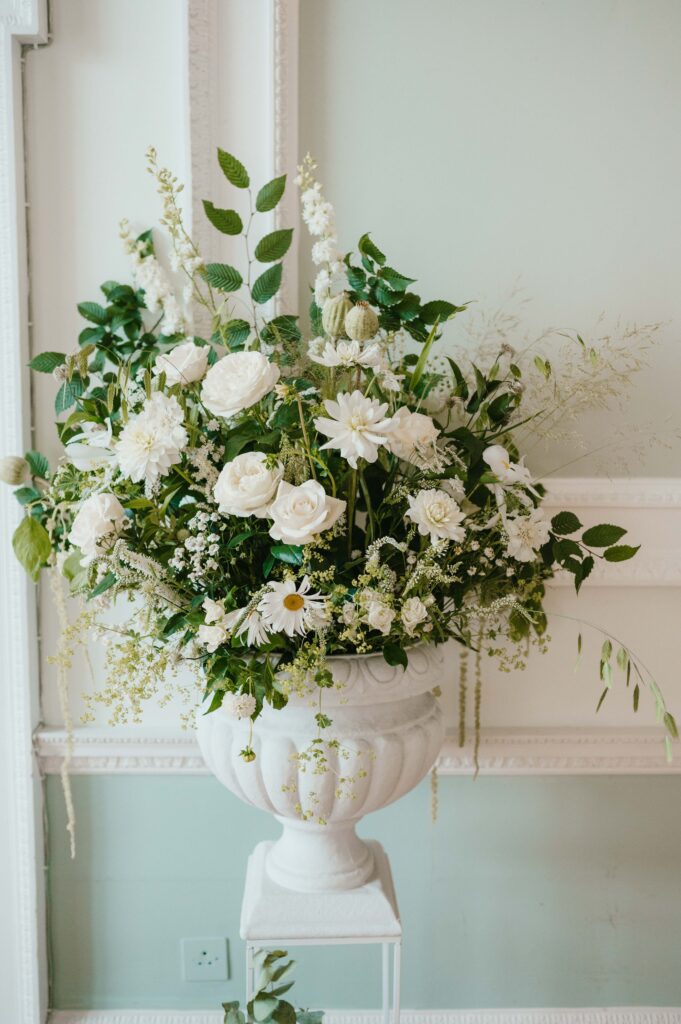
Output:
[[241, 839, 402, 1024]]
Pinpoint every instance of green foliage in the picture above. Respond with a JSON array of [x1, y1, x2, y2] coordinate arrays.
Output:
[[25, 450, 49, 479], [551, 511, 582, 535], [28, 351, 65, 373], [202, 201, 243, 235], [205, 263, 243, 293], [256, 175, 286, 212], [12, 515, 51, 581], [217, 148, 250, 188], [581, 524, 627, 547], [255, 229, 293, 263], [252, 263, 283, 304]]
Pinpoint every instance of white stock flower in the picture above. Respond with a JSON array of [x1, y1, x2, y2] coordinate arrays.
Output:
[[386, 407, 440, 465], [364, 600, 395, 635], [258, 576, 327, 638], [201, 351, 280, 420], [214, 452, 283, 518], [311, 237, 341, 265], [483, 445, 532, 487], [65, 419, 117, 471], [315, 390, 393, 469], [505, 509, 551, 563], [223, 607, 269, 648], [117, 392, 188, 485], [197, 623, 227, 653], [401, 596, 429, 636], [268, 480, 346, 545], [153, 340, 208, 386], [221, 692, 257, 719], [69, 492, 126, 563], [406, 489, 466, 543]]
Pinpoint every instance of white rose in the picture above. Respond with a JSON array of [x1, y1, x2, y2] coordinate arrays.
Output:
[[364, 600, 395, 635], [201, 351, 280, 419], [69, 492, 126, 563], [154, 340, 209, 386], [268, 480, 346, 545], [406, 488, 466, 543], [386, 407, 440, 464], [214, 452, 283, 518], [203, 597, 226, 625], [197, 623, 227, 653], [401, 596, 429, 636]]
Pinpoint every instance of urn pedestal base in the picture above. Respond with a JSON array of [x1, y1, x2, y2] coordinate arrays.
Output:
[[266, 816, 374, 892]]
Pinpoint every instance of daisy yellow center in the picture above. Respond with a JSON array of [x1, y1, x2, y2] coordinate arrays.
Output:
[[283, 594, 305, 611]]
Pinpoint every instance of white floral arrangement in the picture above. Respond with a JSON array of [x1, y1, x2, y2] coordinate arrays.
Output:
[[3, 146, 677, 769]]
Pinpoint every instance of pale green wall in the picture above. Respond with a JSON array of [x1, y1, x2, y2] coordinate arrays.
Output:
[[47, 775, 681, 1010]]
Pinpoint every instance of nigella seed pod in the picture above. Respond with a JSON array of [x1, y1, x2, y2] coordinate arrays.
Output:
[[345, 301, 379, 342], [321, 293, 353, 338], [0, 455, 29, 486]]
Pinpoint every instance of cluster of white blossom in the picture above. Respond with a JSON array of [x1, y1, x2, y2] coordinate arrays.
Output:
[[295, 154, 346, 307], [117, 392, 188, 494], [120, 219, 185, 335]]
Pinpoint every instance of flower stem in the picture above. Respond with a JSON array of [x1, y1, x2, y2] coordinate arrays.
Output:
[[346, 468, 358, 559]]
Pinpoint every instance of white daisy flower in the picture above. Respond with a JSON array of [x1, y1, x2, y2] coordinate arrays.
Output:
[[314, 390, 393, 469], [258, 576, 328, 638]]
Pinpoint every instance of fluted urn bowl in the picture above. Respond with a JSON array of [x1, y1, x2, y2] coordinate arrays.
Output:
[[196, 643, 445, 892]]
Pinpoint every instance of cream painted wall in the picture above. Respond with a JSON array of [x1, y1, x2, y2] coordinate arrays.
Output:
[[298, 0, 681, 479]]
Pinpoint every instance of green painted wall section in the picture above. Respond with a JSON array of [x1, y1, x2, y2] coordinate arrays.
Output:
[[47, 775, 681, 1010]]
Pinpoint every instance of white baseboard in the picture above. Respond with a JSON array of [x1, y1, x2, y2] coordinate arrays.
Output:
[[35, 726, 678, 777], [47, 1007, 681, 1024]]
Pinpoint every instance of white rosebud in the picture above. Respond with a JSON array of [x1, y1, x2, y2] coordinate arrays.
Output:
[[400, 596, 429, 636], [214, 452, 283, 519], [406, 489, 466, 543], [153, 340, 209, 386], [201, 351, 280, 420], [268, 480, 346, 546], [68, 492, 126, 563], [386, 407, 440, 465], [0, 456, 29, 486], [364, 600, 395, 635]]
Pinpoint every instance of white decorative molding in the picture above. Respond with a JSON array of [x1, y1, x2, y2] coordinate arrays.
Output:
[[35, 726, 677, 777], [543, 478, 681, 509], [47, 1006, 681, 1024], [0, 2, 49, 1023], [270, 0, 299, 315]]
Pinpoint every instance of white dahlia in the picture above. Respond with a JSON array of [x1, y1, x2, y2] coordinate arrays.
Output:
[[314, 390, 392, 469]]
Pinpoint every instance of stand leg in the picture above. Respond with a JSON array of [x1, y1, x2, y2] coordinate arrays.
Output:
[[382, 943, 390, 1024], [392, 941, 401, 1024], [246, 943, 255, 1005]]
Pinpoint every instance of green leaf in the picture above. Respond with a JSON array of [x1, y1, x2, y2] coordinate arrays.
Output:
[[575, 554, 594, 593], [255, 174, 286, 212], [271, 544, 304, 566], [272, 1002, 297, 1024], [12, 515, 51, 581], [253, 995, 279, 1022], [254, 229, 293, 263], [664, 712, 679, 739], [383, 643, 407, 669], [377, 266, 416, 292], [77, 301, 108, 324], [202, 200, 243, 235], [595, 687, 609, 712], [420, 300, 462, 324], [581, 523, 627, 548], [55, 377, 84, 415], [89, 571, 117, 599], [551, 510, 582, 535], [260, 315, 301, 345], [14, 486, 41, 506], [205, 263, 243, 293], [28, 351, 66, 373], [633, 683, 640, 711], [221, 319, 251, 349], [297, 1013, 324, 1024], [252, 263, 282, 305], [409, 319, 439, 391], [358, 232, 386, 266], [227, 530, 255, 549], [25, 450, 49, 479], [603, 544, 640, 562], [217, 148, 249, 188]]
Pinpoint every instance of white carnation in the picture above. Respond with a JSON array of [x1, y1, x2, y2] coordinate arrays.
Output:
[[69, 492, 126, 563], [201, 351, 280, 420], [154, 340, 208, 386], [214, 452, 283, 518], [268, 480, 346, 546], [406, 489, 466, 543]]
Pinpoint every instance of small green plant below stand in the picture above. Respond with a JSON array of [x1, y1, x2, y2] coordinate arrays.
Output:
[[223, 949, 323, 1024]]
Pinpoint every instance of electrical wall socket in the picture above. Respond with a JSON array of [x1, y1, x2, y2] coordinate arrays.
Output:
[[181, 937, 229, 981]]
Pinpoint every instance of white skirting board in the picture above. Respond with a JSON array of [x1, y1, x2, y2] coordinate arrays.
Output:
[[47, 1007, 681, 1024]]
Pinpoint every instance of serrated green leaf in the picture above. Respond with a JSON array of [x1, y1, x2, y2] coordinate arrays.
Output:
[[252, 263, 282, 304], [205, 263, 243, 293], [28, 351, 66, 373], [582, 523, 627, 547], [202, 200, 243, 235], [254, 228, 293, 263], [551, 510, 582, 535], [221, 319, 251, 349], [25, 450, 49, 479], [603, 544, 640, 562], [12, 515, 51, 581], [14, 486, 41, 506], [55, 377, 84, 415], [260, 315, 301, 345], [217, 148, 249, 188], [420, 300, 462, 324], [255, 174, 286, 212], [377, 266, 416, 292], [358, 232, 385, 266], [77, 301, 108, 325]]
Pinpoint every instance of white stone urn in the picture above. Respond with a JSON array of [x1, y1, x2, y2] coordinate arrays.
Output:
[[196, 644, 445, 893]]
